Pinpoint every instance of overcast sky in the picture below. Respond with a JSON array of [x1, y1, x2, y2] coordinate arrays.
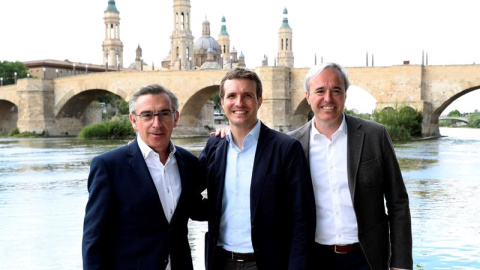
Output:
[[1, 0, 479, 113]]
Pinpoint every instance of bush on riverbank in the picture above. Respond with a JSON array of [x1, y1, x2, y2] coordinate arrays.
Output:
[[373, 106, 423, 141], [345, 106, 423, 141], [468, 110, 480, 128], [78, 115, 135, 139], [0, 128, 46, 137]]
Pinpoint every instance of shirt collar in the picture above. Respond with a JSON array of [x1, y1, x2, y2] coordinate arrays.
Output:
[[310, 113, 348, 139], [226, 120, 261, 148], [137, 135, 176, 160]]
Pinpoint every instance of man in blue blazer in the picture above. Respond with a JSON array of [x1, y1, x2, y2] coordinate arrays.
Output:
[[82, 84, 206, 270], [200, 68, 316, 270], [288, 63, 412, 270]]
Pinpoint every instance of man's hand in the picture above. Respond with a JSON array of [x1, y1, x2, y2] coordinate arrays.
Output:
[[209, 127, 229, 138]]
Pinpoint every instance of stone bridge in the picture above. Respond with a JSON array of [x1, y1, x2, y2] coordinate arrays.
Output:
[[0, 65, 479, 137]]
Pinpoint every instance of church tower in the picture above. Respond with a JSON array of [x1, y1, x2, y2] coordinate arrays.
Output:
[[102, 0, 124, 68], [218, 16, 231, 64], [277, 7, 294, 68], [170, 0, 195, 70]]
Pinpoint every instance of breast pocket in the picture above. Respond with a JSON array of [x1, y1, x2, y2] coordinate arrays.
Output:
[[357, 158, 383, 186]]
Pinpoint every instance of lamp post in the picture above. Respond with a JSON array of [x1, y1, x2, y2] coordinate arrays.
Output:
[[85, 64, 89, 74], [14, 72, 17, 85], [230, 55, 233, 69], [43, 68, 46, 79], [73, 63, 76, 75], [0, 77, 3, 86], [189, 57, 192, 70], [56, 69, 59, 78], [179, 56, 182, 70], [105, 61, 108, 72], [27, 73, 30, 78]]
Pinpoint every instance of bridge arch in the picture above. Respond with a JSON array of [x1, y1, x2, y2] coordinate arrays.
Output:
[[291, 98, 310, 129], [53, 88, 126, 135], [435, 87, 480, 117], [0, 100, 18, 133], [177, 84, 220, 134]]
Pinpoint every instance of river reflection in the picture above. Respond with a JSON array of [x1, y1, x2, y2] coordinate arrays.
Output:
[[0, 128, 479, 269]]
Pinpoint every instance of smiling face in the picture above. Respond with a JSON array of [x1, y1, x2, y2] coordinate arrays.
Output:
[[306, 67, 347, 131], [221, 78, 262, 132], [129, 93, 178, 155]]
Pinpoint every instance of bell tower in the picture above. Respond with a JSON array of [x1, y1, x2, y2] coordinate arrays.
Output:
[[277, 7, 294, 68], [218, 16, 231, 65], [102, 0, 124, 68], [170, 0, 194, 70]]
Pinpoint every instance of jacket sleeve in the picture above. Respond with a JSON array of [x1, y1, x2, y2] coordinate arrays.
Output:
[[187, 150, 209, 222], [286, 139, 317, 270], [382, 127, 413, 269], [82, 156, 114, 270]]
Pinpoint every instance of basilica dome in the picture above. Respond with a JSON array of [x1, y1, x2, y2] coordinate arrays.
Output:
[[194, 36, 221, 52]]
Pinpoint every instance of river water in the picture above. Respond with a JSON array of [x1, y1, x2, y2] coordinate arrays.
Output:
[[0, 128, 479, 270]]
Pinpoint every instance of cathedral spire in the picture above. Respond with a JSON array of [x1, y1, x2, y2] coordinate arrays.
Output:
[[277, 7, 294, 68], [106, 0, 118, 12], [102, 0, 123, 68]]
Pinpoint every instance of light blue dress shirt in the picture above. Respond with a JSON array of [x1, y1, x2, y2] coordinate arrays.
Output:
[[218, 120, 261, 253]]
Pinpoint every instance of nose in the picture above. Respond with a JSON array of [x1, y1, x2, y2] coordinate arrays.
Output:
[[324, 89, 333, 102], [151, 115, 163, 128], [234, 96, 244, 106]]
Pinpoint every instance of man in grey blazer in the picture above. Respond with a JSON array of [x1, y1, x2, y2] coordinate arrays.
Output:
[[288, 63, 412, 270]]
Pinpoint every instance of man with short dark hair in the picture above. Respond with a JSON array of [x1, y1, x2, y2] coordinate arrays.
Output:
[[201, 68, 316, 270]]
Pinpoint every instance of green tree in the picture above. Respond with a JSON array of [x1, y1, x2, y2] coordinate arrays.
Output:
[[0, 61, 29, 85], [344, 108, 371, 120], [373, 105, 423, 140], [448, 109, 461, 117], [468, 110, 480, 128]]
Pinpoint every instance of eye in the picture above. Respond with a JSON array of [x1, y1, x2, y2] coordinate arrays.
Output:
[[315, 88, 325, 95], [160, 110, 172, 116], [141, 112, 153, 118], [332, 88, 343, 95]]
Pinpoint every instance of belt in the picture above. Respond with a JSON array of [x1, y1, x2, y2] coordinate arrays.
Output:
[[318, 243, 360, 254], [218, 247, 256, 262]]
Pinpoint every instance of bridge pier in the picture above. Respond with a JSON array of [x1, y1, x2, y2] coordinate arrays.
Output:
[[16, 79, 55, 135], [421, 102, 441, 137], [256, 67, 292, 132]]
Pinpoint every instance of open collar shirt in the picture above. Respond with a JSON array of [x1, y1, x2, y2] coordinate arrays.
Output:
[[218, 120, 261, 253], [137, 135, 181, 224], [309, 115, 359, 245], [137, 136, 181, 270]]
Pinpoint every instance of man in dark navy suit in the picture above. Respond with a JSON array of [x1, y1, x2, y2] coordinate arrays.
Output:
[[82, 84, 205, 270], [200, 68, 316, 270]]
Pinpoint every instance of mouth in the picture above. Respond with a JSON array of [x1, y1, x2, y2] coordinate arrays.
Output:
[[232, 110, 248, 115], [150, 130, 166, 136], [321, 106, 336, 110]]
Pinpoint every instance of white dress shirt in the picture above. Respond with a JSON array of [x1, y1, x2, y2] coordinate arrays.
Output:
[[309, 116, 359, 245], [137, 136, 181, 270], [218, 120, 261, 253]]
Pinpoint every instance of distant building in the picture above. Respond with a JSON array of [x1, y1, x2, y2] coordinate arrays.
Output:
[[23, 59, 116, 79], [23, 0, 295, 73]]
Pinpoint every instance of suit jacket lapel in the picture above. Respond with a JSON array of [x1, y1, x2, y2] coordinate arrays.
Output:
[[296, 120, 312, 161], [250, 123, 271, 222], [345, 115, 365, 202], [171, 147, 188, 223], [128, 139, 168, 221], [215, 138, 229, 216]]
